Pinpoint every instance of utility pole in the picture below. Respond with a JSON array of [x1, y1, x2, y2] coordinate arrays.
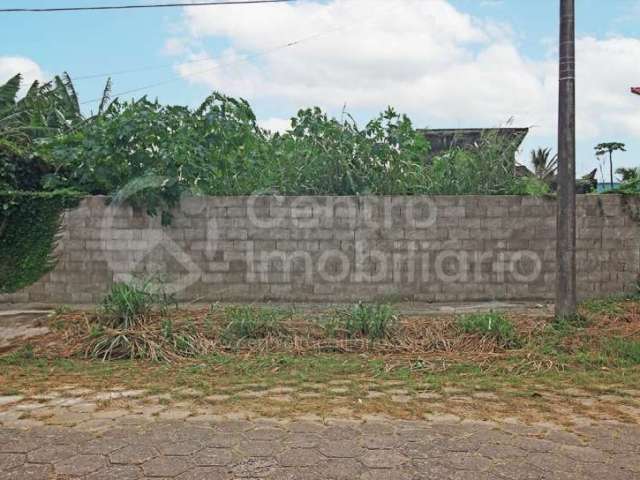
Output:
[[556, 0, 577, 318]]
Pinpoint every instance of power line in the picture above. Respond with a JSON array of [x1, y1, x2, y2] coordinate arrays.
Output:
[[79, 28, 342, 105], [0, 0, 295, 13], [72, 53, 242, 81], [77, 0, 398, 105]]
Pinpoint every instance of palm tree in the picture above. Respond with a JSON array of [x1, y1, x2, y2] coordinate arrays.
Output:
[[530, 147, 558, 183], [595, 142, 626, 189]]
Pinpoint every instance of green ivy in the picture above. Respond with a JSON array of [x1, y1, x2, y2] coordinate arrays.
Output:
[[0, 189, 81, 293]]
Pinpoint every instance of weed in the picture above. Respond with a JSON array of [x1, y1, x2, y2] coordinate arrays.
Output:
[[0, 344, 34, 365], [326, 303, 397, 340], [551, 313, 590, 332], [221, 305, 290, 343], [581, 292, 640, 315], [456, 312, 520, 348], [53, 304, 72, 316], [161, 317, 202, 356], [99, 279, 175, 329], [602, 338, 640, 366]]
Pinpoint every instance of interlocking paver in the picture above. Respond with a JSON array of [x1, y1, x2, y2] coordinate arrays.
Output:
[[284, 432, 321, 448], [109, 445, 158, 465], [142, 456, 193, 477], [0, 437, 41, 453], [54, 454, 105, 476], [85, 464, 143, 480], [176, 466, 231, 479], [80, 437, 129, 455], [27, 444, 77, 463], [192, 447, 234, 466], [231, 456, 278, 477], [361, 450, 409, 468], [245, 426, 286, 441], [0, 453, 25, 471], [0, 462, 52, 479], [318, 439, 365, 458], [158, 441, 203, 456], [277, 448, 323, 467], [239, 439, 284, 457], [1, 403, 640, 479], [316, 458, 365, 479]]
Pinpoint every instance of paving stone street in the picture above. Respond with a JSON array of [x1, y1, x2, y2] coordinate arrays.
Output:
[[2, 404, 640, 479]]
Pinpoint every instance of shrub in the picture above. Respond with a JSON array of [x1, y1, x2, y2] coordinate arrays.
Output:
[[221, 305, 290, 343], [456, 312, 520, 348], [327, 303, 397, 340], [615, 168, 639, 195], [98, 279, 174, 329], [424, 132, 548, 196]]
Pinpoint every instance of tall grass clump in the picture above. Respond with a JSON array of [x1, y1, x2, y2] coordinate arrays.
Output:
[[456, 312, 520, 349], [327, 303, 398, 340], [99, 280, 172, 329], [221, 305, 290, 343], [86, 280, 181, 361]]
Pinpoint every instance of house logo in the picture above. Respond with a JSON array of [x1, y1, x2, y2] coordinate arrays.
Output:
[[98, 175, 202, 295]]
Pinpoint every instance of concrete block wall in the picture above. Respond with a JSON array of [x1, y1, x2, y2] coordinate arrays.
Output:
[[1, 195, 638, 305]]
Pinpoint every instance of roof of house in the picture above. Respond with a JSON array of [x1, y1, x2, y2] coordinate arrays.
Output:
[[417, 127, 529, 157]]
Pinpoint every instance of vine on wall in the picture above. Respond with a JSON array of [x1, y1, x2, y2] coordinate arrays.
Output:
[[0, 190, 81, 293]]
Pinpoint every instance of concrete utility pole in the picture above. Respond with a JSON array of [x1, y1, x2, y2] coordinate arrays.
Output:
[[556, 0, 577, 318]]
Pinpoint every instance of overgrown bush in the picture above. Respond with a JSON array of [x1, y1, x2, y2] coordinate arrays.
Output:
[[265, 107, 430, 195], [98, 279, 174, 329], [425, 132, 550, 195], [456, 312, 520, 348], [615, 168, 639, 195], [326, 303, 397, 340]]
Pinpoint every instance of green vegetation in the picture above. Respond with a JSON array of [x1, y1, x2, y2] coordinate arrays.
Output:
[[615, 167, 640, 194], [595, 141, 626, 190], [2, 74, 551, 214], [0, 190, 80, 292], [1, 73, 111, 192], [326, 303, 397, 340], [0, 73, 111, 291], [456, 311, 521, 348], [602, 337, 640, 366], [99, 280, 175, 329], [221, 305, 290, 343], [87, 280, 181, 361]]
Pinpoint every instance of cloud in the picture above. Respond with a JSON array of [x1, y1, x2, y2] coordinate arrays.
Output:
[[259, 117, 290, 133], [168, 0, 640, 159], [575, 37, 640, 139], [0, 56, 45, 93]]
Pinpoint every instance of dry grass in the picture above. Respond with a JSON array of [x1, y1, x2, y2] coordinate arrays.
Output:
[[32, 306, 547, 362], [6, 297, 640, 380]]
